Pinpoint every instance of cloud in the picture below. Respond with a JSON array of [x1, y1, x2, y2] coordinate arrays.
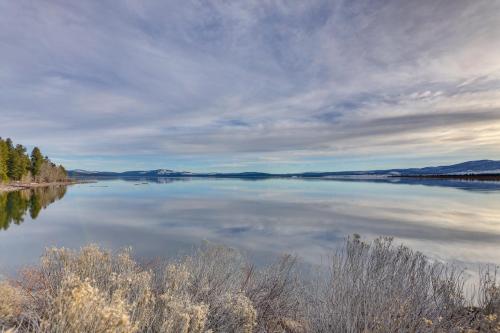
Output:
[[0, 0, 499, 171]]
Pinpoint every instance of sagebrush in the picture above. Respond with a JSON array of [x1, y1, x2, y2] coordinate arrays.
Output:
[[1, 237, 499, 332]]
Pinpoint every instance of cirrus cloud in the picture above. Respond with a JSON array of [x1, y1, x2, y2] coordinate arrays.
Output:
[[0, 0, 499, 171]]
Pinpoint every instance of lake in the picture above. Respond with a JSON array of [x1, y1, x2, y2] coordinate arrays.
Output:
[[1, 178, 500, 276]]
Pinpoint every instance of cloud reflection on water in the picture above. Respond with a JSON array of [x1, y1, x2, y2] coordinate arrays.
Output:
[[1, 178, 500, 275]]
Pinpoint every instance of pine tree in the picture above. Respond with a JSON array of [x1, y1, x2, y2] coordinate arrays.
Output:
[[31, 147, 44, 179], [6, 139, 18, 180], [0, 138, 8, 182], [20, 146, 31, 180], [8, 144, 29, 181], [0, 138, 67, 183]]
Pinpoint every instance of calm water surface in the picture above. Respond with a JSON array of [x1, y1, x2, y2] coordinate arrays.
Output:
[[1, 178, 500, 275]]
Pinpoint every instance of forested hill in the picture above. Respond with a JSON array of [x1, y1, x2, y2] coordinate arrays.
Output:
[[0, 137, 67, 183]]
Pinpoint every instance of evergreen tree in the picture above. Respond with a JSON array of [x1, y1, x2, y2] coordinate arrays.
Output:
[[5, 138, 14, 180], [8, 144, 30, 180], [0, 138, 8, 182], [7, 143, 20, 180], [0, 138, 67, 183], [31, 147, 44, 178], [19, 145, 31, 179]]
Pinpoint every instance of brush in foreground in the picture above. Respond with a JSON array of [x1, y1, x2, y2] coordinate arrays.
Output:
[[0, 237, 499, 332]]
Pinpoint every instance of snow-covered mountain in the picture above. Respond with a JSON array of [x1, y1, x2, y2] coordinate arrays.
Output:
[[71, 169, 101, 174], [68, 160, 500, 179], [68, 169, 196, 178], [386, 160, 500, 176]]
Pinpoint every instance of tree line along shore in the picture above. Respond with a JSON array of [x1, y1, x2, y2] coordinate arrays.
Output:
[[0, 137, 69, 192]]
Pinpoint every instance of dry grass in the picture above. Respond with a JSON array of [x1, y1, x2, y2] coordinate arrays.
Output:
[[0, 237, 498, 332]]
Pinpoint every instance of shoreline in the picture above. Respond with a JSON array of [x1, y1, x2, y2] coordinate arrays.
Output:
[[0, 180, 88, 193], [71, 173, 500, 181], [393, 174, 500, 181]]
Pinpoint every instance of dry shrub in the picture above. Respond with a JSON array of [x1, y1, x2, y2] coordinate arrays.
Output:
[[1, 328, 17, 333], [208, 292, 257, 333], [41, 273, 136, 333], [156, 263, 209, 333], [171, 244, 256, 332], [14, 245, 155, 332], [479, 268, 500, 315], [38, 245, 155, 330], [441, 268, 500, 332], [244, 254, 303, 332], [220, 292, 257, 333], [3, 238, 499, 332], [305, 236, 466, 332], [175, 243, 302, 332], [0, 282, 26, 329], [159, 292, 209, 333], [183, 244, 245, 302]]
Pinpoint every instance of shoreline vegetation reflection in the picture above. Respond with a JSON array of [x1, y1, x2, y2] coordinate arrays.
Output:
[[0, 186, 67, 230]]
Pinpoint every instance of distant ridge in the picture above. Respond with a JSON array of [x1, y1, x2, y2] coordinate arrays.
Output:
[[68, 160, 500, 179]]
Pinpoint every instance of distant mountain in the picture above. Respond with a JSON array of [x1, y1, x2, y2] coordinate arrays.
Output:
[[390, 160, 500, 175], [71, 169, 196, 177], [68, 160, 500, 179], [68, 169, 273, 178]]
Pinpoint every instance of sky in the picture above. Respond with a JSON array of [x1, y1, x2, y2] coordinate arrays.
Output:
[[0, 0, 499, 172]]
